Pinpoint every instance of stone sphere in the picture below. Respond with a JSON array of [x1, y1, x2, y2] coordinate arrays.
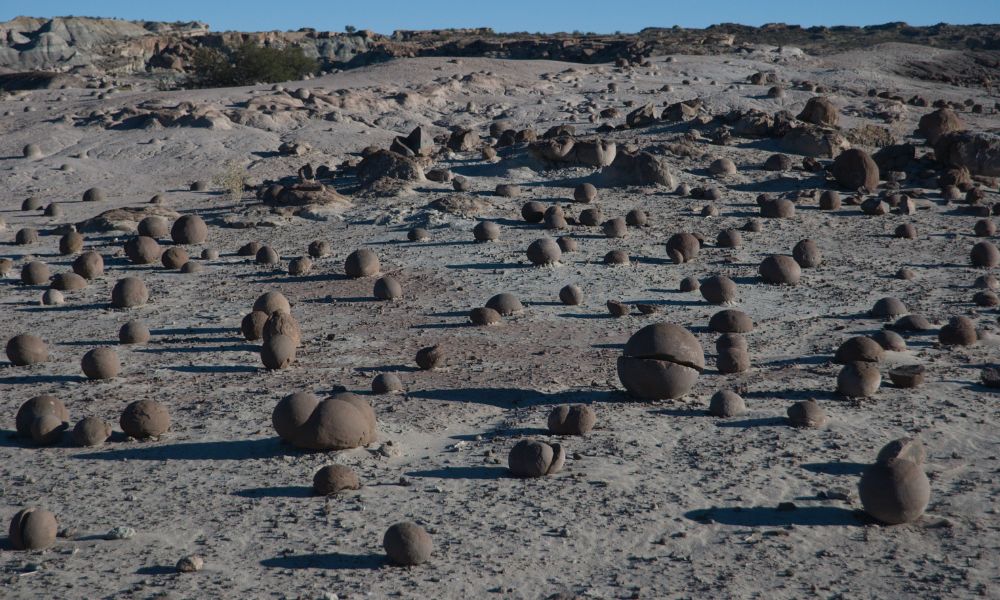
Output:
[[288, 256, 312, 276], [81, 347, 121, 380], [120, 399, 170, 438], [171, 215, 208, 244], [51, 272, 87, 291], [16, 395, 67, 437], [626, 209, 648, 227], [261, 334, 296, 369], [876, 437, 926, 466], [372, 373, 403, 394], [603, 249, 629, 265], [407, 227, 430, 242], [578, 207, 603, 227], [709, 157, 737, 176], [573, 183, 597, 203], [374, 275, 403, 300], [255, 246, 279, 265], [607, 300, 629, 317], [469, 307, 501, 326], [21, 261, 49, 285], [759, 255, 801, 285], [72, 417, 112, 447], [792, 239, 822, 268], [709, 390, 746, 417], [559, 284, 583, 306], [700, 275, 737, 304], [73, 251, 104, 279], [138, 216, 169, 238], [508, 439, 565, 477], [111, 277, 149, 308], [6, 334, 48, 366], [544, 207, 567, 230], [241, 311, 269, 341], [831, 148, 880, 192], [859, 459, 930, 525], [23, 144, 42, 159], [708, 309, 753, 333], [486, 293, 523, 316], [9, 508, 57, 550], [971, 241, 1000, 267], [59, 231, 84, 255], [837, 362, 882, 397], [272, 391, 376, 450], [871, 297, 907, 319], [618, 322, 704, 400], [760, 198, 795, 218], [15, 227, 39, 245], [308, 240, 331, 257], [42, 289, 64, 306], [974, 220, 996, 237], [161, 246, 189, 270], [253, 291, 291, 315], [938, 316, 977, 346], [313, 464, 360, 495], [344, 249, 380, 278], [819, 190, 841, 210], [82, 187, 106, 202], [666, 233, 700, 263], [238, 241, 262, 257], [787, 399, 828, 428], [383, 522, 433, 566], [679, 277, 699, 293], [30, 413, 65, 445], [602, 218, 627, 239], [521, 201, 545, 222], [547, 404, 596, 435], [834, 336, 884, 364], [716, 229, 742, 248], [125, 236, 162, 265], [263, 311, 303, 346], [473, 220, 500, 242], [416, 344, 445, 370], [872, 330, 906, 352]]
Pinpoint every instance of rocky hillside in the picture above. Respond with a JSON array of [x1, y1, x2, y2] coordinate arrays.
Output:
[[2, 16, 998, 87]]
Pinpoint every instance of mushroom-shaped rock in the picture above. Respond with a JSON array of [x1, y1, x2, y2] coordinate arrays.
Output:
[[831, 149, 880, 192], [858, 459, 930, 525], [261, 334, 296, 369], [618, 322, 705, 400], [81, 347, 120, 380], [72, 416, 112, 447], [508, 439, 565, 477], [526, 238, 561, 265], [759, 255, 801, 285], [834, 336, 884, 364], [253, 291, 291, 315], [700, 275, 737, 304], [547, 404, 596, 435], [938, 316, 977, 346], [344, 249, 380, 278], [272, 392, 376, 450], [111, 277, 148, 308], [9, 508, 57, 550], [837, 362, 882, 397], [171, 215, 208, 244], [486, 293, 523, 316], [709, 390, 746, 417], [16, 395, 67, 437], [787, 399, 828, 428], [383, 522, 433, 566], [6, 334, 48, 366], [708, 309, 753, 333], [313, 464, 360, 495], [120, 399, 170, 438]]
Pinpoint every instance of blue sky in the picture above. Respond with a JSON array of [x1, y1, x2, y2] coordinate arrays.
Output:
[[4, 0, 998, 33]]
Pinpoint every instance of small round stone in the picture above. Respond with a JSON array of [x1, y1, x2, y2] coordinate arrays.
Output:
[[372, 373, 403, 394], [473, 221, 500, 242], [383, 522, 433, 566], [81, 347, 121, 380], [469, 307, 501, 326], [313, 464, 361, 495], [559, 284, 583, 305], [709, 390, 746, 417], [119, 320, 151, 345]]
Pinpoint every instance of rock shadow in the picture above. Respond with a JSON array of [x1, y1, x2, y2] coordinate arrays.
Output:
[[76, 437, 287, 461], [261, 552, 384, 570], [685, 505, 861, 527]]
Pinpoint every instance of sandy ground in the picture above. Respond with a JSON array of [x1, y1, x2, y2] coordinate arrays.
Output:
[[1, 43, 999, 599]]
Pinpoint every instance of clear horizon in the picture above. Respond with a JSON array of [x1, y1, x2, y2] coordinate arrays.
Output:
[[3, 0, 998, 34]]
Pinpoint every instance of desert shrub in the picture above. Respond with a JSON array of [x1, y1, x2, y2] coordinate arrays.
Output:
[[212, 160, 249, 201], [189, 43, 317, 88]]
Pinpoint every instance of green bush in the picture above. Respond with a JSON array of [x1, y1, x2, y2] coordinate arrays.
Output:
[[189, 43, 318, 88]]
